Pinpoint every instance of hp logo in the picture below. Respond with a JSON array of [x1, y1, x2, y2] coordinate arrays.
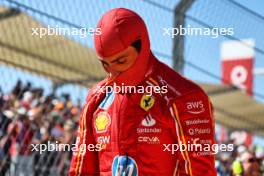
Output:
[[112, 155, 138, 176]]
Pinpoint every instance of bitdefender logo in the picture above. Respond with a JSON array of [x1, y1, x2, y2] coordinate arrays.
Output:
[[186, 101, 205, 114]]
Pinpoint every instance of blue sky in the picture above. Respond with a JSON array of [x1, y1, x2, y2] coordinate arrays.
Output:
[[234, 0, 264, 16], [1, 0, 264, 102], [0, 0, 264, 145]]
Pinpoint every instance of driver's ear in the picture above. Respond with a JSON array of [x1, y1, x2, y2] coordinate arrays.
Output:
[[131, 39, 141, 53]]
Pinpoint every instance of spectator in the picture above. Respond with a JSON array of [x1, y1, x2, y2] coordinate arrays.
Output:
[[239, 150, 261, 176], [0, 80, 263, 175]]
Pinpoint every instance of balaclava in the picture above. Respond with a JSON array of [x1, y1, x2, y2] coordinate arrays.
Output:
[[94, 8, 151, 86]]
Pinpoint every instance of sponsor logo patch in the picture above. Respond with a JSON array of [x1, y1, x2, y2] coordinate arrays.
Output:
[[137, 114, 162, 134], [112, 155, 138, 176], [98, 89, 115, 110], [191, 138, 213, 144], [97, 135, 110, 144], [94, 112, 111, 133], [141, 114, 156, 127], [140, 94, 155, 111], [185, 119, 209, 126], [188, 128, 211, 136], [186, 101, 205, 114], [138, 136, 160, 144], [97, 135, 110, 150], [137, 128, 161, 134]]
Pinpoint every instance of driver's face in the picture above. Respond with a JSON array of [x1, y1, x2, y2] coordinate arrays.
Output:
[[99, 46, 138, 77]]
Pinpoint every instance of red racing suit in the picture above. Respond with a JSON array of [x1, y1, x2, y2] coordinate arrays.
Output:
[[69, 8, 216, 176]]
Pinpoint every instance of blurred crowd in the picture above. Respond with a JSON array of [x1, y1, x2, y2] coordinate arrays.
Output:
[[216, 133, 264, 176], [0, 80, 81, 176], [0, 80, 264, 176]]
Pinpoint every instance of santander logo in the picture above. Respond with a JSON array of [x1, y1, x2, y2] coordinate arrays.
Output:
[[141, 114, 156, 127], [186, 101, 205, 114]]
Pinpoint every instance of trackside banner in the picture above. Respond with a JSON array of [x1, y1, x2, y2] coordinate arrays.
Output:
[[221, 39, 255, 96]]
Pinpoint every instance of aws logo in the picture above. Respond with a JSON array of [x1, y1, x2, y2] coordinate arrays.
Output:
[[94, 112, 111, 133], [186, 101, 205, 114]]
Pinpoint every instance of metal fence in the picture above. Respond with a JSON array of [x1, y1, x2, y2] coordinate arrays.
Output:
[[0, 0, 264, 175]]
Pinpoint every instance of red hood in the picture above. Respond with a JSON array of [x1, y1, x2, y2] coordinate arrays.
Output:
[[94, 8, 151, 86]]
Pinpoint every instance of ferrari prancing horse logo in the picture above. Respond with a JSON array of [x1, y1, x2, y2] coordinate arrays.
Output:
[[140, 94, 155, 111]]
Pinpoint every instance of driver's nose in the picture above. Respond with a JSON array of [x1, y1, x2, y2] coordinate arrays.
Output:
[[103, 64, 120, 78]]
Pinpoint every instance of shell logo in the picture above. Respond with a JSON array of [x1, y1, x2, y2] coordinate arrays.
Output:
[[95, 112, 111, 133]]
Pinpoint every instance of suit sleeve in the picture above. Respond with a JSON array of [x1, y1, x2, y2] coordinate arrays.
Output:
[[69, 100, 100, 176], [170, 91, 217, 176]]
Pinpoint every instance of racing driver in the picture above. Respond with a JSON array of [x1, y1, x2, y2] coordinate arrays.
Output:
[[69, 8, 217, 176]]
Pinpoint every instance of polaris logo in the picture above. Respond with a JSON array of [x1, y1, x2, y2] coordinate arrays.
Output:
[[188, 128, 211, 135], [186, 101, 205, 114]]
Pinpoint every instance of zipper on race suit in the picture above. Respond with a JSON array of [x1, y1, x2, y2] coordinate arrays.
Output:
[[117, 93, 126, 155], [125, 152, 129, 174]]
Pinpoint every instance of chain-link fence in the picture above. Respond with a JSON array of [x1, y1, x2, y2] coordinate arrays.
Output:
[[0, 0, 264, 175]]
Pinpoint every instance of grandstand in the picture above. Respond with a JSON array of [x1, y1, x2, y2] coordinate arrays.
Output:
[[0, 0, 263, 175]]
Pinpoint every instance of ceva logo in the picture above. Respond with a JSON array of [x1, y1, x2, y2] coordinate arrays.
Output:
[[138, 136, 160, 144], [186, 101, 205, 114]]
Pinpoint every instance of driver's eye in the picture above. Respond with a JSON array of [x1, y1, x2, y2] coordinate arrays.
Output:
[[116, 58, 126, 64], [100, 60, 109, 67]]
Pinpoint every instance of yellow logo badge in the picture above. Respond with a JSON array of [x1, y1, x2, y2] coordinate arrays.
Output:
[[140, 94, 155, 111], [95, 112, 111, 133]]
